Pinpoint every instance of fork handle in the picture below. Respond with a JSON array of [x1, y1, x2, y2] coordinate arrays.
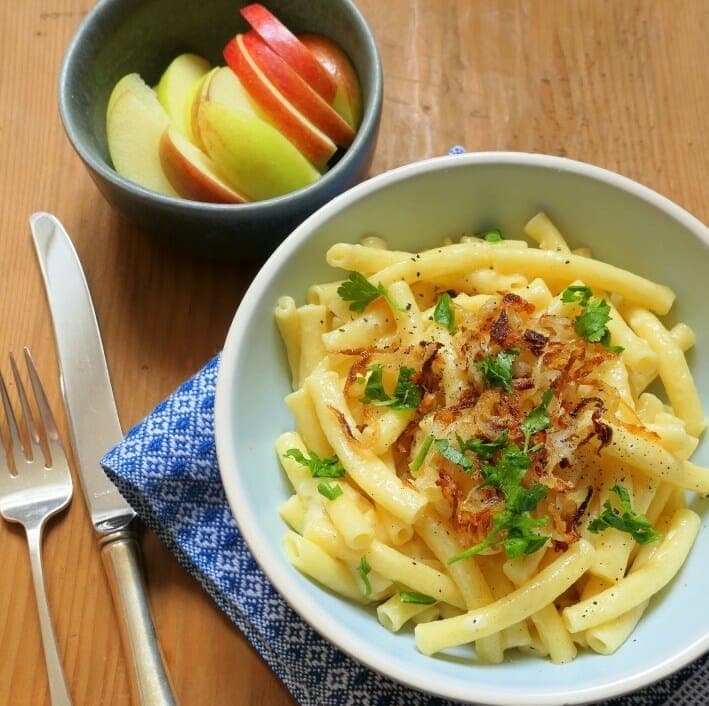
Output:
[[26, 525, 73, 706], [100, 529, 178, 706]]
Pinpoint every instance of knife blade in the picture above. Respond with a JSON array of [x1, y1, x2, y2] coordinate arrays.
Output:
[[30, 212, 177, 706]]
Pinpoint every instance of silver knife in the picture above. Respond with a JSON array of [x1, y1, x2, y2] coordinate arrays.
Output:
[[30, 212, 178, 706]]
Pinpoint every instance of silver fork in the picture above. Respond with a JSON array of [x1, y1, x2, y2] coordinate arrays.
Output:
[[0, 349, 73, 706]]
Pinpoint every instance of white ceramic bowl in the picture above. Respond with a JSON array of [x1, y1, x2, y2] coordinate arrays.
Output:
[[215, 152, 708, 705]]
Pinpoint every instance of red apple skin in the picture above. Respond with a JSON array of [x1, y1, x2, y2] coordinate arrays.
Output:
[[223, 35, 336, 168], [242, 31, 355, 147], [159, 128, 248, 204], [299, 33, 363, 130], [240, 3, 337, 102]]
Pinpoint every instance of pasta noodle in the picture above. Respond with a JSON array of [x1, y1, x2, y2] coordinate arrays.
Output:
[[273, 212, 706, 665]]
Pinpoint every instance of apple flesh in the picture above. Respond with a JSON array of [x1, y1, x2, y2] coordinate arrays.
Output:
[[159, 126, 248, 204], [189, 66, 263, 149], [197, 101, 320, 201], [223, 35, 337, 168], [241, 31, 354, 147], [107, 76, 178, 196], [299, 33, 363, 130], [108, 72, 162, 117], [156, 53, 211, 137], [240, 3, 337, 103]]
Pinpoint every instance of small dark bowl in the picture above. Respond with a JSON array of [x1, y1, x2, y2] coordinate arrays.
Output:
[[58, 0, 382, 260]]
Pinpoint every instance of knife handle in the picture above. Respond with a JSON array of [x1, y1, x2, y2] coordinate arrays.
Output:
[[100, 530, 178, 706]]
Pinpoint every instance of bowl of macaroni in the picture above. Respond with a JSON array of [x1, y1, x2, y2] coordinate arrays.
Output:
[[215, 152, 709, 705]]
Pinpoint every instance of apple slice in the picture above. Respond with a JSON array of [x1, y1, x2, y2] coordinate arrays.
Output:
[[197, 101, 320, 201], [205, 66, 263, 115], [240, 3, 337, 102], [223, 34, 337, 168], [188, 66, 262, 150], [299, 33, 363, 130], [241, 31, 355, 147], [159, 126, 248, 204], [156, 53, 211, 137], [185, 67, 218, 149], [107, 72, 160, 117], [107, 83, 178, 197]]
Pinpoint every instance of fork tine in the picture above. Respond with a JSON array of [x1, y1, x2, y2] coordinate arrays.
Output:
[[10, 352, 42, 456], [23, 349, 63, 464], [0, 368, 24, 473]]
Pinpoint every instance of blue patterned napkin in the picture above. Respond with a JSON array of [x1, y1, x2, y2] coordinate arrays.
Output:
[[101, 354, 707, 706]]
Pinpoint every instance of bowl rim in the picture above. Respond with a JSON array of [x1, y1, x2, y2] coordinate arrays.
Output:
[[215, 151, 709, 705], [56, 0, 383, 213]]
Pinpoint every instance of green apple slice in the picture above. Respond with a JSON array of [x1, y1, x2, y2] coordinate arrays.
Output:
[[156, 53, 211, 137], [107, 83, 178, 196], [107, 72, 162, 118], [197, 101, 320, 201]]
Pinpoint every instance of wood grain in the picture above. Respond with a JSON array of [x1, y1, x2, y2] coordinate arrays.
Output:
[[0, 1, 706, 704]]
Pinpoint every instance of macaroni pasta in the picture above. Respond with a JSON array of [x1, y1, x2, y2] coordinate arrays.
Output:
[[273, 213, 706, 663]]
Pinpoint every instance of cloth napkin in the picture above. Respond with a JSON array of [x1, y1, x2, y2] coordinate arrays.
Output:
[[101, 353, 707, 706]]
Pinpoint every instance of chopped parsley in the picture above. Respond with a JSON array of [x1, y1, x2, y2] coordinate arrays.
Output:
[[521, 389, 553, 452], [396, 584, 436, 605], [434, 431, 510, 470], [561, 284, 624, 353], [478, 443, 544, 512], [434, 438, 473, 469], [361, 364, 422, 411], [317, 482, 343, 501], [360, 364, 388, 403], [476, 348, 520, 392], [478, 228, 503, 242], [283, 448, 346, 478], [588, 485, 661, 545], [409, 434, 434, 472], [337, 271, 401, 313], [433, 292, 457, 333], [358, 556, 372, 597], [561, 284, 593, 306], [448, 442, 549, 563], [458, 430, 509, 461]]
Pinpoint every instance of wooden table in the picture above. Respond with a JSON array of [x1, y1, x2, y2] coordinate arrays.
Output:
[[0, 1, 706, 704]]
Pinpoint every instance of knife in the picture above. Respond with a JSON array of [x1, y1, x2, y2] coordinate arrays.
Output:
[[30, 212, 177, 706]]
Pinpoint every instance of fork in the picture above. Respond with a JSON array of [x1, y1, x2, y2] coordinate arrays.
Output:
[[0, 349, 73, 706]]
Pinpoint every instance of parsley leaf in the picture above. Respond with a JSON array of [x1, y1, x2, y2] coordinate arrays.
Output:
[[433, 292, 457, 333], [283, 448, 346, 478], [358, 556, 372, 596], [409, 434, 434, 473], [561, 284, 593, 306], [479, 443, 529, 501], [576, 299, 624, 352], [458, 431, 509, 461], [448, 509, 549, 562], [476, 348, 520, 392], [396, 584, 436, 605], [521, 389, 553, 452], [448, 442, 549, 563], [361, 365, 422, 411], [478, 228, 503, 242], [575, 298, 611, 343], [337, 272, 401, 313], [561, 284, 624, 353], [317, 482, 343, 501], [588, 485, 661, 545], [391, 367, 422, 410], [435, 431, 510, 471], [361, 364, 389, 404], [434, 438, 473, 469]]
